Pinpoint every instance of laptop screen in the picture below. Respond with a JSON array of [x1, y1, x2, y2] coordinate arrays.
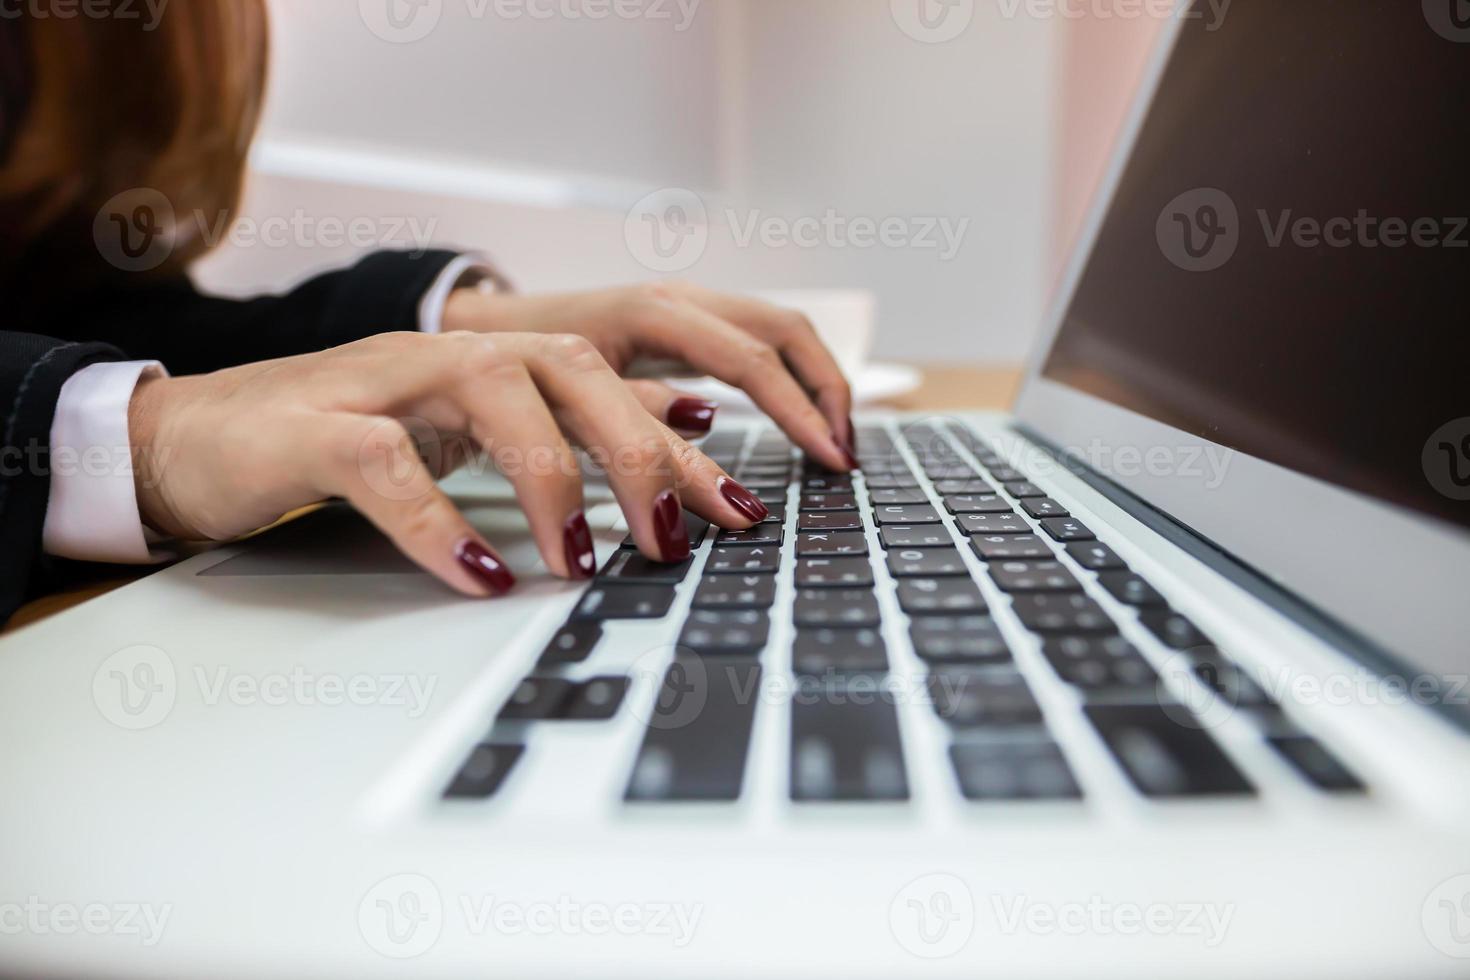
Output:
[[1042, 0, 1470, 533]]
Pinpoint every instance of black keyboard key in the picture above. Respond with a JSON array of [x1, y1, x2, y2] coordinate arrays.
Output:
[[1039, 517, 1095, 542], [1020, 497, 1069, 519], [1085, 703, 1254, 797], [887, 547, 969, 578], [1066, 542, 1127, 571], [739, 463, 792, 479], [627, 659, 761, 801], [1003, 481, 1046, 498], [1187, 650, 1275, 707], [559, 677, 630, 720], [949, 741, 1081, 801], [716, 525, 785, 547], [598, 550, 694, 585], [795, 558, 875, 588], [444, 744, 524, 799], [988, 466, 1026, 483], [678, 610, 770, 655], [692, 574, 777, 610], [944, 493, 1012, 515], [929, 669, 1042, 727], [897, 578, 988, 615], [792, 628, 888, 676], [970, 534, 1053, 561], [619, 513, 710, 551], [793, 589, 882, 628], [1097, 571, 1167, 607], [803, 474, 853, 493], [879, 525, 954, 549], [868, 488, 930, 506], [1268, 736, 1364, 792], [909, 616, 1011, 663], [798, 511, 865, 533], [572, 585, 676, 621], [955, 513, 1031, 536], [864, 474, 920, 489], [1042, 636, 1160, 693], [1138, 609, 1213, 650], [796, 532, 869, 557], [800, 492, 858, 512], [751, 486, 787, 504], [988, 560, 1082, 593], [935, 479, 997, 495], [925, 463, 978, 480], [706, 546, 781, 574], [791, 682, 909, 801], [537, 621, 602, 667], [1010, 593, 1115, 634], [498, 676, 573, 720], [737, 477, 789, 491], [873, 504, 942, 526]]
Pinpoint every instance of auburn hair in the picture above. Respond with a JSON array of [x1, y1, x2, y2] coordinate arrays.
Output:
[[0, 0, 269, 274]]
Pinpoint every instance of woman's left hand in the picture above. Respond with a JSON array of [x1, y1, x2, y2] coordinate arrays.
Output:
[[442, 281, 857, 472]]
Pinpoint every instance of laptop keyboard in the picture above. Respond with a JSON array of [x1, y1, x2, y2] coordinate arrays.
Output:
[[443, 422, 1366, 804]]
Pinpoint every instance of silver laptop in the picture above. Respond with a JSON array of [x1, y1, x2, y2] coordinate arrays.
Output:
[[4, 4, 1469, 977]]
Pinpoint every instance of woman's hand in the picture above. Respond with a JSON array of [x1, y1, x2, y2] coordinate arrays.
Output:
[[441, 281, 858, 472], [126, 331, 774, 597]]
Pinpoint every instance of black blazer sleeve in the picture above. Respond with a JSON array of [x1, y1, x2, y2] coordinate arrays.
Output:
[[31, 249, 465, 375], [0, 332, 129, 622]]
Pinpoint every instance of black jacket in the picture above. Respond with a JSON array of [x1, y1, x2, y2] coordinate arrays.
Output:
[[0, 248, 462, 624]]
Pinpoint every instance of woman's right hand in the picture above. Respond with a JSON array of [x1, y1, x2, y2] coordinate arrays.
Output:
[[126, 331, 776, 597]]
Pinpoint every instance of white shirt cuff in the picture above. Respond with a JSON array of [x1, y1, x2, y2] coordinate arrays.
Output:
[[418, 254, 501, 334], [43, 360, 170, 564]]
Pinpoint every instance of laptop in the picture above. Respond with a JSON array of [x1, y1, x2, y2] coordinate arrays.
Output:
[[3, 2, 1468, 977]]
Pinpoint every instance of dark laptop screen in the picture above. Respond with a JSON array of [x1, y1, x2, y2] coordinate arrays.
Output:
[[1042, 0, 1470, 532]]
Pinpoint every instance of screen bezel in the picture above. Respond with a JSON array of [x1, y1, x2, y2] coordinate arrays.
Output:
[[1013, 9, 1470, 686]]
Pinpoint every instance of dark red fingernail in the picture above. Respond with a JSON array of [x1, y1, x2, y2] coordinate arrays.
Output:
[[455, 538, 516, 595], [668, 398, 719, 434], [652, 490, 691, 563], [834, 436, 860, 472], [719, 477, 770, 523], [563, 511, 596, 580]]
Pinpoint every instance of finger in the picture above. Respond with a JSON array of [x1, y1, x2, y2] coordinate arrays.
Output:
[[446, 340, 596, 581], [674, 284, 856, 447], [658, 426, 772, 528], [623, 380, 720, 439], [633, 298, 855, 472], [510, 334, 698, 562], [313, 413, 516, 598]]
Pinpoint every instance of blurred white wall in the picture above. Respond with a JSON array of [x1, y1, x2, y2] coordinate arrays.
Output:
[[196, 0, 1060, 365]]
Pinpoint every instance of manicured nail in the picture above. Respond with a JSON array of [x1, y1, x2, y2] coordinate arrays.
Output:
[[667, 398, 719, 434], [563, 511, 596, 580], [719, 477, 770, 523], [455, 538, 516, 595], [834, 435, 860, 472], [652, 490, 691, 563]]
